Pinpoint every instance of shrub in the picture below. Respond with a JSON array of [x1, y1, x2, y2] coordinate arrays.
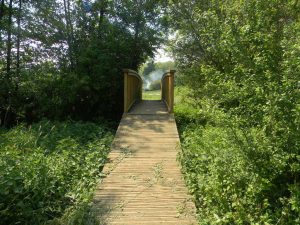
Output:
[[149, 80, 161, 91], [0, 120, 113, 225], [175, 88, 300, 224]]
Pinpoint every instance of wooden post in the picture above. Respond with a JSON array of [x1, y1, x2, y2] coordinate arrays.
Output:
[[169, 70, 175, 113], [123, 70, 128, 113], [140, 80, 143, 100], [160, 79, 163, 101], [170, 70, 176, 113], [161, 70, 176, 113]]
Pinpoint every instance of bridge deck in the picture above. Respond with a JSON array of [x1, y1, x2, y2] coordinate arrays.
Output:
[[92, 100, 196, 224], [128, 100, 168, 115]]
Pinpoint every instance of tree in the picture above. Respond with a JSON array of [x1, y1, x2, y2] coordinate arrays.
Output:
[[113, 0, 168, 69], [169, 0, 300, 223], [140, 60, 155, 77], [0, 0, 169, 126]]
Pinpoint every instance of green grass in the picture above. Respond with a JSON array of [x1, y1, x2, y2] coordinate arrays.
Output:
[[143, 90, 161, 100], [0, 120, 114, 225]]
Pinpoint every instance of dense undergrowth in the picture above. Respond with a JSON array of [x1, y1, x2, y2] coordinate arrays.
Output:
[[0, 120, 114, 225], [170, 1, 299, 224], [175, 87, 300, 224]]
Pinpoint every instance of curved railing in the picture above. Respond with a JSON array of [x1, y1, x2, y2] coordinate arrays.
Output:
[[161, 70, 175, 113], [123, 69, 143, 113]]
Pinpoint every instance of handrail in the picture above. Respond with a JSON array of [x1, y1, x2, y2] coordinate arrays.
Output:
[[123, 69, 143, 113], [161, 70, 175, 113]]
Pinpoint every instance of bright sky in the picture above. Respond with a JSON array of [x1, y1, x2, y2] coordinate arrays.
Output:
[[154, 47, 173, 63]]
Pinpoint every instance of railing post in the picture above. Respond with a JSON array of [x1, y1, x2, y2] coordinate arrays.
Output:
[[161, 70, 176, 113], [123, 70, 128, 113], [169, 70, 175, 113], [140, 80, 143, 100]]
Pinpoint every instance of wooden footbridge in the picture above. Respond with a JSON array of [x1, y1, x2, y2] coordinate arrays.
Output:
[[92, 70, 196, 224]]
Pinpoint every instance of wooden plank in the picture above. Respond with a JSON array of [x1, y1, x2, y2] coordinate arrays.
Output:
[[128, 100, 168, 115], [92, 101, 196, 224]]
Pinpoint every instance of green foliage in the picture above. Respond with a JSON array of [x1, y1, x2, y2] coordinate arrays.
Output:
[[171, 1, 300, 222], [139, 60, 176, 77], [139, 61, 176, 92], [175, 86, 300, 224], [139, 60, 156, 77], [148, 79, 161, 91], [155, 61, 176, 73], [0, 120, 113, 225], [0, 0, 168, 126], [171, 2, 300, 219], [171, 0, 300, 221]]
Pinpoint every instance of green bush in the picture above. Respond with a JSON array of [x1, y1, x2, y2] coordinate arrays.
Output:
[[171, 1, 300, 223], [175, 88, 300, 224], [0, 120, 113, 225], [149, 80, 161, 91]]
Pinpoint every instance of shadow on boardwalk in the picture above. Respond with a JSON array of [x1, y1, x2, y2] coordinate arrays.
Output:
[[90, 100, 197, 225]]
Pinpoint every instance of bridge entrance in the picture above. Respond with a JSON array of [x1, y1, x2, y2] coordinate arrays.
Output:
[[123, 69, 175, 114]]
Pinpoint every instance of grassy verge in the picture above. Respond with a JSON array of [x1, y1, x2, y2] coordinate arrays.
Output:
[[143, 90, 161, 100], [174, 87, 300, 224], [0, 120, 114, 225]]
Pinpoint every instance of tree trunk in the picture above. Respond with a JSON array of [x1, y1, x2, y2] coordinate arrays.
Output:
[[98, 8, 105, 37], [131, 19, 141, 70], [0, 0, 4, 43], [63, 0, 75, 70], [98, 1, 107, 38], [16, 0, 22, 91], [130, 1, 143, 70], [4, 0, 13, 127], [6, 0, 13, 79], [0, 0, 4, 21]]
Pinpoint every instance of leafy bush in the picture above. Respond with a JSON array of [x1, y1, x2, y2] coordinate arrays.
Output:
[[0, 120, 113, 225], [149, 80, 161, 91], [170, 1, 300, 223], [175, 88, 300, 224]]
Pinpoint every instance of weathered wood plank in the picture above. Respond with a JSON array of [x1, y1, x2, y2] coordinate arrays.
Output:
[[128, 100, 168, 115], [92, 101, 196, 224]]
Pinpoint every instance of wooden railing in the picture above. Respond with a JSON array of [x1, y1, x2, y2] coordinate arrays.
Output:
[[161, 70, 175, 113], [123, 69, 143, 113]]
